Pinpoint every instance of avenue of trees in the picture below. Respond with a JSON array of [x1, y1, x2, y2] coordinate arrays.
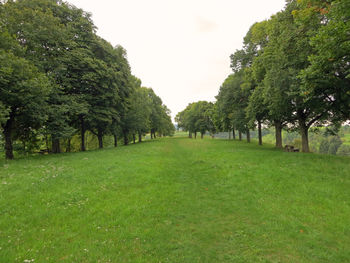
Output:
[[0, 0, 174, 159], [177, 0, 349, 152]]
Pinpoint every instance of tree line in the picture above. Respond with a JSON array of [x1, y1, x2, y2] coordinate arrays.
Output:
[[177, 0, 349, 152], [0, 0, 174, 159]]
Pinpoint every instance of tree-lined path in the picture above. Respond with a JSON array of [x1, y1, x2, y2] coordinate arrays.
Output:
[[1, 137, 349, 262]]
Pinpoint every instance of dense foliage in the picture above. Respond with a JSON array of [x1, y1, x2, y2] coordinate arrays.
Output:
[[177, 0, 349, 152], [175, 101, 215, 139], [0, 0, 174, 159]]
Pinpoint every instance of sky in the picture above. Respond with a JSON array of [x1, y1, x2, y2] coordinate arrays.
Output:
[[68, 0, 286, 121]]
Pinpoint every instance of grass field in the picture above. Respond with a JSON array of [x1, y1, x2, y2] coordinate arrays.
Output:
[[0, 137, 349, 262]]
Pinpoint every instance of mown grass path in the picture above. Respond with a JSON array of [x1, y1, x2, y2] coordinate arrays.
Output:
[[0, 137, 349, 262]]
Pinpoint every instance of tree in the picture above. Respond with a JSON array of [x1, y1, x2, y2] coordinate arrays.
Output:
[[0, 51, 50, 159], [84, 37, 123, 149], [0, 0, 173, 158], [255, 2, 331, 152], [158, 105, 175, 137], [175, 106, 194, 138], [0, 102, 9, 126], [216, 72, 251, 142], [301, 0, 350, 123], [1, 0, 97, 153], [246, 85, 269, 145], [126, 82, 152, 143], [176, 101, 215, 139], [148, 89, 164, 139], [215, 76, 236, 139], [229, 21, 272, 144]]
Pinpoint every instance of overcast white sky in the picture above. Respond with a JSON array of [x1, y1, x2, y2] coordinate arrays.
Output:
[[68, 0, 286, 121]]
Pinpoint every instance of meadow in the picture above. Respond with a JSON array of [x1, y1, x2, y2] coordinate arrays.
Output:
[[0, 136, 349, 262]]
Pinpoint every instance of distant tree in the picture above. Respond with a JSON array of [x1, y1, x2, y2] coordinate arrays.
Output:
[[148, 89, 165, 139], [158, 105, 175, 137], [175, 104, 196, 138], [111, 45, 133, 146], [126, 83, 152, 143], [176, 101, 215, 139], [215, 76, 235, 139]]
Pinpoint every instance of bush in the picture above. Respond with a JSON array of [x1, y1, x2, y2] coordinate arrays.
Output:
[[319, 139, 329, 154], [337, 145, 350, 156], [328, 136, 342, 155]]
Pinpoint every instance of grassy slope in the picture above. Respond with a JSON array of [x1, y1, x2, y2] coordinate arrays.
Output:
[[0, 137, 349, 262]]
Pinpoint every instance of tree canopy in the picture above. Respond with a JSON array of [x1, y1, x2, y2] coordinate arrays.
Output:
[[0, 0, 174, 159], [176, 0, 349, 152]]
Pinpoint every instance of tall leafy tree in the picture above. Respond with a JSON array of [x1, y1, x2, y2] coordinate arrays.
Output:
[[0, 51, 51, 159], [125, 78, 152, 143], [230, 22, 271, 143], [301, 0, 350, 122], [262, 1, 331, 152], [1, 0, 98, 153]]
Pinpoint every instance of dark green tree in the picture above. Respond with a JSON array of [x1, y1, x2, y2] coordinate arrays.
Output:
[[0, 51, 51, 159]]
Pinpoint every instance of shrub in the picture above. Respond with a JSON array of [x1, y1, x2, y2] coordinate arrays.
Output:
[[337, 145, 350, 156], [319, 139, 329, 154], [328, 136, 342, 155]]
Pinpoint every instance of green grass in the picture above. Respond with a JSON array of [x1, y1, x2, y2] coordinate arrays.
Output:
[[0, 137, 349, 262]]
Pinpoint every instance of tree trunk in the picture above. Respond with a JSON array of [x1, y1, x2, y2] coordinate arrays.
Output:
[[80, 116, 86, 151], [229, 130, 231, 140], [275, 121, 283, 148], [258, 121, 262, 146], [97, 129, 103, 149], [151, 131, 153, 139], [246, 129, 250, 143], [194, 132, 197, 139], [232, 128, 236, 140], [133, 134, 136, 144], [123, 131, 129, 145], [52, 138, 61, 153], [138, 132, 142, 143], [154, 132, 156, 138], [66, 139, 71, 152], [3, 115, 14, 160], [201, 132, 204, 139], [189, 131, 192, 138], [299, 120, 310, 153], [114, 134, 118, 147], [238, 131, 242, 141]]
